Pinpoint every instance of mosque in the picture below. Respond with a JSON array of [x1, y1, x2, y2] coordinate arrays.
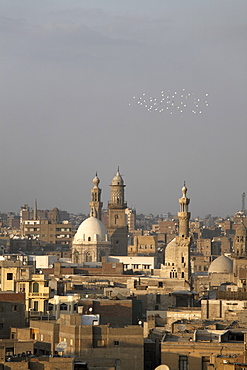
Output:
[[72, 169, 128, 263]]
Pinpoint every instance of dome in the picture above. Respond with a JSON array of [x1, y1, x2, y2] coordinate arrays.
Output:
[[208, 255, 233, 274], [92, 173, 100, 188], [73, 216, 108, 243], [111, 170, 124, 186]]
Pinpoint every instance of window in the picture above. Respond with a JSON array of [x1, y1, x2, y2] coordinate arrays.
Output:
[[34, 301, 38, 311], [156, 294, 161, 304], [0, 323, 3, 329], [7, 273, 13, 280], [11, 305, 18, 311], [33, 282, 39, 293], [114, 340, 120, 346], [179, 355, 188, 370]]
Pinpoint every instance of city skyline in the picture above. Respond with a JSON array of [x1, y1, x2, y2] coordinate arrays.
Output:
[[1, 1, 247, 217]]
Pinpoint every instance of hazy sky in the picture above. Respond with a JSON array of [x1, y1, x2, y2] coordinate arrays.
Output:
[[1, 1, 247, 218]]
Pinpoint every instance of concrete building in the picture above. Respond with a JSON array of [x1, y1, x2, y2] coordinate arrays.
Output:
[[21, 218, 73, 245], [22, 315, 144, 369], [161, 328, 246, 370], [0, 292, 25, 339], [128, 235, 158, 256], [108, 255, 157, 274]]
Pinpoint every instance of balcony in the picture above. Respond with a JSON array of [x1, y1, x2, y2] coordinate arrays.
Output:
[[28, 292, 50, 298]]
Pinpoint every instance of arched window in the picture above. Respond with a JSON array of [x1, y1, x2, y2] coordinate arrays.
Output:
[[33, 282, 39, 293], [60, 303, 67, 311]]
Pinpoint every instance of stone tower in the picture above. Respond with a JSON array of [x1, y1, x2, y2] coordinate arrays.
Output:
[[107, 168, 128, 255], [89, 172, 103, 220], [33, 199, 38, 221], [234, 221, 247, 256], [162, 183, 191, 281]]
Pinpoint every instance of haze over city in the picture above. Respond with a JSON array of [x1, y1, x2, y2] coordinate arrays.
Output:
[[1, 0, 247, 217]]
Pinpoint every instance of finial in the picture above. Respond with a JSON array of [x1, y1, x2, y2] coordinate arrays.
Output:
[[182, 181, 187, 198], [96, 171, 97, 176], [117, 166, 119, 172]]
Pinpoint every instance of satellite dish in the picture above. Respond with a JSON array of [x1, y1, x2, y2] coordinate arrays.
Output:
[[55, 341, 67, 352]]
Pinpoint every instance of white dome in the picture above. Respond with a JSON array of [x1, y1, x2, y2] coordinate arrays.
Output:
[[73, 216, 108, 243], [208, 255, 233, 274]]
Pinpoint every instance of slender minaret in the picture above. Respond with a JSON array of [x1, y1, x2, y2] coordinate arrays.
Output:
[[33, 199, 38, 220], [176, 182, 191, 281], [89, 172, 103, 220], [178, 182, 191, 238]]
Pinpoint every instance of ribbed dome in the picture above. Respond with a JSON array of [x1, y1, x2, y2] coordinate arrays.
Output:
[[111, 170, 124, 186], [73, 216, 108, 243], [208, 255, 233, 274]]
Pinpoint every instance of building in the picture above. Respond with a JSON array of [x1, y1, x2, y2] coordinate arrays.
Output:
[[71, 216, 111, 263], [22, 315, 144, 369], [128, 235, 158, 256], [21, 218, 73, 245]]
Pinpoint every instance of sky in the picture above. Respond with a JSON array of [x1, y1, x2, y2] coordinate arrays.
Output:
[[1, 0, 247, 218]]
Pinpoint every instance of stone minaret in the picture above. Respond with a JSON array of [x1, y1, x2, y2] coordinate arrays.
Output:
[[107, 168, 128, 255], [178, 182, 191, 238], [234, 221, 247, 256], [89, 172, 103, 220], [176, 182, 191, 280]]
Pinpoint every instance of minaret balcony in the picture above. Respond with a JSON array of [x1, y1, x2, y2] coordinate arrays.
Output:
[[108, 202, 127, 209]]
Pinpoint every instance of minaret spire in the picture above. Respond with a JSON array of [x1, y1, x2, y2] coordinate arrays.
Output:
[[89, 173, 103, 220], [178, 182, 190, 237], [33, 199, 37, 220]]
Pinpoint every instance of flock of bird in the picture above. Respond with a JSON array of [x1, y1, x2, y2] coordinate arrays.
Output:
[[129, 88, 209, 117]]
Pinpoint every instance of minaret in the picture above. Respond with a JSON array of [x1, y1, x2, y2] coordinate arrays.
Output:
[[89, 172, 103, 220], [234, 221, 247, 256], [107, 168, 128, 255], [175, 182, 191, 281], [162, 183, 191, 283], [109, 167, 125, 207], [33, 199, 38, 220], [178, 182, 191, 237]]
